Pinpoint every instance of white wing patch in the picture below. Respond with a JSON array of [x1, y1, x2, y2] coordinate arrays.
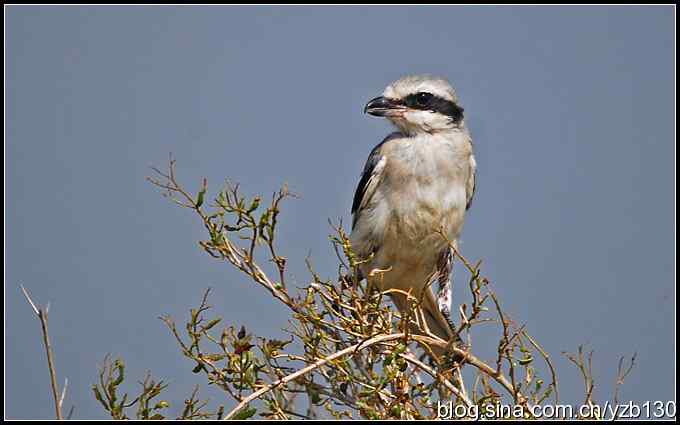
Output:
[[466, 154, 477, 210]]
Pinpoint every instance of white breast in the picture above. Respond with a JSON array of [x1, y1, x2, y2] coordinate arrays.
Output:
[[350, 130, 474, 274]]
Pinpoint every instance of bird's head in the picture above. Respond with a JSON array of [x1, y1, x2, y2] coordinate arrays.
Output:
[[364, 75, 464, 135]]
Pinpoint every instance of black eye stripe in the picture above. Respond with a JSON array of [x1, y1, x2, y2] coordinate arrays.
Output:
[[404, 92, 433, 108], [403, 92, 464, 123], [415, 92, 433, 105]]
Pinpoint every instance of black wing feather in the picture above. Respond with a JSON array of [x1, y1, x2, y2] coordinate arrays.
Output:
[[351, 133, 401, 228], [466, 168, 476, 211]]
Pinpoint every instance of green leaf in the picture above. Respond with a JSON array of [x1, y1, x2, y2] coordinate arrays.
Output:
[[203, 317, 222, 331], [247, 197, 261, 213], [308, 386, 321, 404], [196, 188, 206, 208], [391, 405, 402, 417], [154, 400, 170, 410], [220, 328, 229, 348], [92, 385, 106, 407], [203, 353, 226, 362], [232, 406, 256, 420], [519, 355, 534, 366], [113, 360, 125, 386]]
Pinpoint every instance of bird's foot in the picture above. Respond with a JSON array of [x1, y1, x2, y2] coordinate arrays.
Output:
[[443, 338, 469, 368]]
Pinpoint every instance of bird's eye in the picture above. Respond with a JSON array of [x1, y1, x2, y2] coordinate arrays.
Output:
[[415, 92, 433, 106]]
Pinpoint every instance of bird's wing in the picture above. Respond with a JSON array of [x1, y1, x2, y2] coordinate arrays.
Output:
[[465, 154, 477, 211], [351, 153, 386, 229], [351, 134, 399, 229]]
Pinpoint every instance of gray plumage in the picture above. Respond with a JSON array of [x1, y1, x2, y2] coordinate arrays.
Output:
[[350, 75, 476, 354]]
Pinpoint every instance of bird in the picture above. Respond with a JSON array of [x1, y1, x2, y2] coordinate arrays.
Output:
[[350, 75, 476, 355]]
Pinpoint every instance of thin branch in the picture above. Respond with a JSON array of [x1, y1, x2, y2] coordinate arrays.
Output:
[[412, 334, 530, 408], [522, 330, 559, 404], [223, 333, 407, 420], [20, 285, 63, 420], [613, 353, 637, 406], [398, 353, 473, 409], [66, 405, 75, 420], [563, 346, 595, 408], [20, 284, 40, 316], [59, 378, 68, 411]]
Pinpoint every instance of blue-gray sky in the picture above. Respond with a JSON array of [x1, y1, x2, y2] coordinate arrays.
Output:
[[5, 5, 675, 419]]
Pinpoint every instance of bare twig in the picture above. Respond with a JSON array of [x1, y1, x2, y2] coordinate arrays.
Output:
[[522, 330, 559, 404], [398, 353, 474, 409], [613, 353, 637, 406], [412, 334, 529, 408], [59, 378, 68, 412], [20, 285, 64, 420], [563, 346, 595, 409]]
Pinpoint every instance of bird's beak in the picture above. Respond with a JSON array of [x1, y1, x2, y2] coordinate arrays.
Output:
[[364, 96, 405, 117]]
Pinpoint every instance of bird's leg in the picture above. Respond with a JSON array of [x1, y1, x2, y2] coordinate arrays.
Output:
[[434, 251, 469, 378], [436, 248, 468, 368], [435, 248, 455, 332]]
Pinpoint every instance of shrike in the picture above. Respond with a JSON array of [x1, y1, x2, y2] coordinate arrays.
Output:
[[350, 75, 476, 352]]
